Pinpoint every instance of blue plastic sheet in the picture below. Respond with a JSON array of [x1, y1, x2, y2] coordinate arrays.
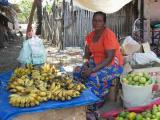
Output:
[[0, 71, 100, 120], [0, 0, 9, 5]]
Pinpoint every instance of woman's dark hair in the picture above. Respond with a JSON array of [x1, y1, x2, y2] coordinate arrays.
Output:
[[93, 11, 107, 23]]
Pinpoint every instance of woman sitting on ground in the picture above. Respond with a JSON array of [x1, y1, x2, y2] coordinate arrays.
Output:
[[73, 11, 123, 102]]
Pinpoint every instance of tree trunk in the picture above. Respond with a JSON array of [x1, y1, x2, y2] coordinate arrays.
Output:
[[35, 0, 42, 35], [26, 0, 37, 39]]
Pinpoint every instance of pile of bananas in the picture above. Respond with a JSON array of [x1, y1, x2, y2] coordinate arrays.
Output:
[[9, 92, 39, 107], [7, 63, 86, 107], [49, 80, 86, 101]]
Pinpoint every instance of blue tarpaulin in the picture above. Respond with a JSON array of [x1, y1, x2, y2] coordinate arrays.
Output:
[[0, 0, 9, 5], [0, 71, 100, 120]]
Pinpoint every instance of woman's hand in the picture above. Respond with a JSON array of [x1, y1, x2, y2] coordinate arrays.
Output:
[[81, 67, 92, 78], [83, 61, 89, 67], [84, 69, 92, 77]]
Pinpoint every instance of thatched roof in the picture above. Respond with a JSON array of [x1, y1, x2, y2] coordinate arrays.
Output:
[[0, 4, 17, 23]]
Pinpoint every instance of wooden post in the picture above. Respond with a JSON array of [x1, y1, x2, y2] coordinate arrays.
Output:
[[143, 0, 151, 43], [140, 0, 144, 41], [60, 0, 65, 50]]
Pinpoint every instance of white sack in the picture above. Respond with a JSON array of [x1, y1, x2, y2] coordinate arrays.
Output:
[[132, 51, 160, 65]]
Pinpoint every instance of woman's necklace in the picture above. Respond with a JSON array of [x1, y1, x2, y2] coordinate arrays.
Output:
[[92, 28, 105, 43]]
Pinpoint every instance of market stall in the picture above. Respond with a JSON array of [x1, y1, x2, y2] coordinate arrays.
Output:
[[99, 34, 160, 119], [0, 68, 100, 120]]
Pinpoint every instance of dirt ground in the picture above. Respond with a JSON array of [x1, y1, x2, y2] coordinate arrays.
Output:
[[0, 39, 23, 72]]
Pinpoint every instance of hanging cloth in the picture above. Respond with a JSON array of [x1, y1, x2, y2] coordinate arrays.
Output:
[[68, 0, 132, 14]]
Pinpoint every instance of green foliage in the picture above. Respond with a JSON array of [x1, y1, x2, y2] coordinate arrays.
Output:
[[17, 0, 32, 23], [44, 1, 52, 13], [17, 0, 53, 23]]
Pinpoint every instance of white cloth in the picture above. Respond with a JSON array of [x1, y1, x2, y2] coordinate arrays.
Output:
[[67, 0, 132, 13], [132, 51, 160, 65]]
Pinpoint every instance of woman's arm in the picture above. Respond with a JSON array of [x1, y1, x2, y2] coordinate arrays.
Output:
[[83, 45, 91, 60], [91, 49, 115, 73]]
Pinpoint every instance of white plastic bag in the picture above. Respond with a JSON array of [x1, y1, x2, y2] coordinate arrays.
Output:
[[122, 36, 141, 55], [28, 36, 47, 65], [17, 40, 32, 64], [17, 36, 47, 65], [132, 51, 160, 65]]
